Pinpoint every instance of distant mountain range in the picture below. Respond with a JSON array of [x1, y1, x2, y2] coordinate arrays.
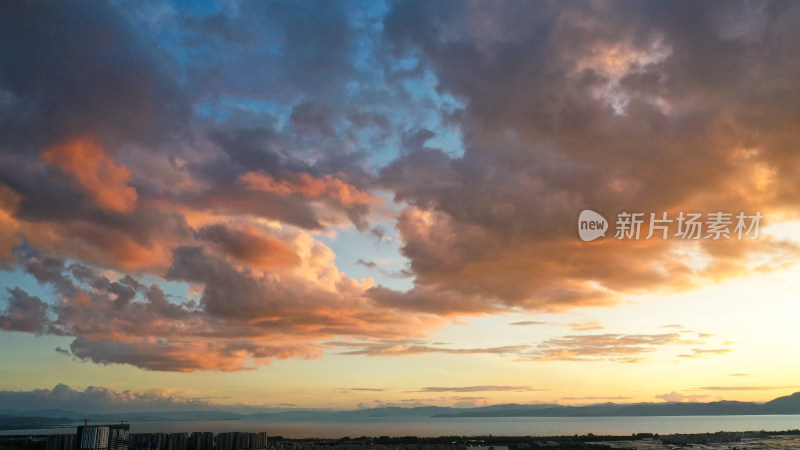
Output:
[[431, 392, 800, 417], [4, 392, 800, 429]]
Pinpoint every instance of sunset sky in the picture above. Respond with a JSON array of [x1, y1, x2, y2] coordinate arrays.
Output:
[[1, 0, 800, 413]]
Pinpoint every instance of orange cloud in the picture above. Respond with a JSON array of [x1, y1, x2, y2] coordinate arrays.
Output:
[[199, 223, 300, 271], [240, 171, 380, 207], [0, 186, 167, 269], [0, 186, 23, 259], [330, 341, 527, 357], [380, 206, 800, 315], [69, 336, 324, 372], [16, 217, 173, 270], [524, 332, 728, 363], [41, 137, 138, 213], [3, 235, 448, 371]]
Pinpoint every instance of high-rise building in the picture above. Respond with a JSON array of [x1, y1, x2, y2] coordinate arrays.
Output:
[[234, 433, 249, 450], [189, 432, 213, 450], [215, 433, 233, 450], [108, 424, 131, 450], [165, 433, 188, 450], [76, 426, 110, 450], [131, 433, 166, 450], [47, 434, 76, 450], [215, 432, 266, 450], [76, 424, 129, 450], [252, 433, 267, 450]]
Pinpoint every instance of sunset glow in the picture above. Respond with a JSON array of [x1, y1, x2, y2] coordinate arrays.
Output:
[[1, 1, 799, 415]]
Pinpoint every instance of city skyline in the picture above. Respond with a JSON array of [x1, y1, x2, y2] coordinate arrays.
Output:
[[1, 1, 800, 411]]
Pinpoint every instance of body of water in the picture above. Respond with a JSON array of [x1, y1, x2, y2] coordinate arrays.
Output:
[[3, 415, 800, 438]]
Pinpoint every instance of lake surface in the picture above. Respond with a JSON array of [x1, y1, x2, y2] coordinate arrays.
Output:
[[4, 415, 800, 439]]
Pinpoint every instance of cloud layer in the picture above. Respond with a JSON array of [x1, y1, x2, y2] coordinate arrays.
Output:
[[1, 1, 799, 372], [0, 384, 214, 413], [375, 0, 800, 313]]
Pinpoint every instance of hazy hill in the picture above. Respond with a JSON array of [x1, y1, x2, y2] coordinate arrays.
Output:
[[4, 392, 800, 427], [763, 392, 800, 414], [433, 395, 800, 417]]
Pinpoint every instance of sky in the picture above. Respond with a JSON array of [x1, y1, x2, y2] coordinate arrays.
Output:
[[1, 0, 800, 413]]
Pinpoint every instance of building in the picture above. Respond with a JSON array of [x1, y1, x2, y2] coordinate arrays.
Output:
[[47, 434, 76, 450], [76, 426, 109, 450], [165, 433, 188, 450], [215, 432, 267, 450], [252, 433, 267, 450], [215, 432, 233, 450], [131, 433, 166, 450], [215, 432, 246, 450], [189, 432, 213, 450], [233, 433, 249, 450], [108, 424, 131, 450], [76, 424, 129, 450]]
